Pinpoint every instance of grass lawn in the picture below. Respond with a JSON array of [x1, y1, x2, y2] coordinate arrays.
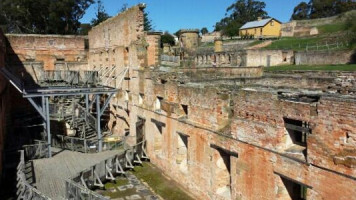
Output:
[[264, 37, 325, 50], [132, 162, 194, 200], [248, 40, 265, 47], [264, 64, 356, 71], [99, 177, 133, 199], [317, 22, 346, 34]]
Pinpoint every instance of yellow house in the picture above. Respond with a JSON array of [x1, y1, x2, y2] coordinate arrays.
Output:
[[239, 17, 281, 37]]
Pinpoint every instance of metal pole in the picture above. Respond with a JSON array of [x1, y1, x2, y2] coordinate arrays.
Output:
[[45, 97, 52, 157], [42, 96, 46, 139], [96, 95, 102, 152], [85, 94, 89, 123]]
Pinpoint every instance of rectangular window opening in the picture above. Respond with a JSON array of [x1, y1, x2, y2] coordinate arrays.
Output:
[[280, 176, 308, 200], [139, 93, 144, 105], [155, 96, 163, 111], [181, 104, 188, 116], [284, 117, 309, 147], [177, 132, 189, 173]]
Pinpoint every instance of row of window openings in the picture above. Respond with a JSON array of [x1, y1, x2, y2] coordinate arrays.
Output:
[[153, 118, 308, 200], [124, 93, 189, 116]]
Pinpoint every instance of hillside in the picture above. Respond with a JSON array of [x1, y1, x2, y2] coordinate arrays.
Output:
[[264, 10, 356, 51]]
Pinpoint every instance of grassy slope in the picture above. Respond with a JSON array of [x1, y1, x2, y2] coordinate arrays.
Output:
[[264, 64, 356, 71], [264, 14, 350, 51], [264, 37, 324, 50], [317, 22, 346, 34]]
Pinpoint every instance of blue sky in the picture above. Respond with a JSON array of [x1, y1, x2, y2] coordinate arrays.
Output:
[[80, 0, 305, 33]]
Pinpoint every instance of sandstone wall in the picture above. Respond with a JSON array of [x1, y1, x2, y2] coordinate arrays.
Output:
[[246, 49, 294, 67], [295, 50, 355, 65], [201, 32, 221, 43], [5, 34, 87, 70]]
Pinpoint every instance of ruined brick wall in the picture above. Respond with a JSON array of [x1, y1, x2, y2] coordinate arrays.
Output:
[[88, 4, 146, 70], [146, 32, 161, 67], [5, 34, 87, 70], [122, 67, 356, 200], [295, 50, 355, 65], [88, 4, 147, 137]]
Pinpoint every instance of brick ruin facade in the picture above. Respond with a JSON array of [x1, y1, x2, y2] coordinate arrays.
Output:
[[0, 4, 355, 200]]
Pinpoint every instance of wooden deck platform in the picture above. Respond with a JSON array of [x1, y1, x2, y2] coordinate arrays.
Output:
[[32, 149, 123, 199]]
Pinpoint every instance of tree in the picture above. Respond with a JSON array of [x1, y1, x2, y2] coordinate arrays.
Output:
[[91, 0, 110, 27], [214, 0, 268, 37], [291, 0, 356, 20], [144, 11, 153, 31], [201, 27, 209, 35], [161, 32, 175, 47], [0, 0, 94, 34], [291, 2, 310, 20]]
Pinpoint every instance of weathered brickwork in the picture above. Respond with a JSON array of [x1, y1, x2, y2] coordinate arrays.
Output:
[[119, 70, 356, 199], [88, 4, 146, 70], [5, 34, 87, 70]]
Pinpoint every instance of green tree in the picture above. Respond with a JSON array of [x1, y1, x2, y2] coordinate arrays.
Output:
[[91, 0, 110, 27], [161, 32, 175, 47], [214, 0, 268, 37], [291, 0, 356, 20], [201, 27, 209, 35], [144, 11, 153, 31], [291, 2, 310, 20], [0, 0, 94, 34]]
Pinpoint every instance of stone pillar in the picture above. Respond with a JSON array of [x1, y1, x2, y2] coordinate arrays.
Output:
[[214, 38, 223, 53], [178, 29, 200, 53]]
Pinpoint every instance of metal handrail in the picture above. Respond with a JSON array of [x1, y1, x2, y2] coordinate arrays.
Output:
[[17, 150, 50, 199], [22, 142, 49, 160]]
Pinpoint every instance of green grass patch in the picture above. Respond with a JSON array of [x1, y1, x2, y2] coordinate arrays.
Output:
[[104, 177, 128, 189], [100, 177, 132, 199], [264, 37, 324, 50], [132, 162, 194, 200], [264, 64, 356, 71], [200, 42, 214, 47], [317, 22, 346, 34], [248, 40, 265, 47]]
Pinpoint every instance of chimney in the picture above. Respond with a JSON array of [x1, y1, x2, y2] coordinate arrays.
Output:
[[257, 17, 262, 21]]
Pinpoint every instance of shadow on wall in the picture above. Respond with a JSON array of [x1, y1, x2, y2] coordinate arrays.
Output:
[[350, 49, 356, 64], [0, 32, 43, 199]]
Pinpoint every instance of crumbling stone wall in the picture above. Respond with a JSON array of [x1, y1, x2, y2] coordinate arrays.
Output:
[[88, 4, 146, 70], [5, 34, 87, 70], [121, 66, 356, 199]]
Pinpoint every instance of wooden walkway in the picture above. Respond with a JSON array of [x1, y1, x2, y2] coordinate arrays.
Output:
[[32, 149, 123, 199]]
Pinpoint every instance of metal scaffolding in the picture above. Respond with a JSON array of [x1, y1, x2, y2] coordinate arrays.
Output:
[[0, 67, 118, 157]]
